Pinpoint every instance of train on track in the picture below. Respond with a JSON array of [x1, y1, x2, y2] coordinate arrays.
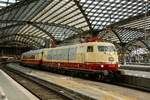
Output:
[[21, 42, 119, 80]]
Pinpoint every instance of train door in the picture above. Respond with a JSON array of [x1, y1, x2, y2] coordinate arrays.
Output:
[[77, 46, 85, 63], [85, 45, 97, 62]]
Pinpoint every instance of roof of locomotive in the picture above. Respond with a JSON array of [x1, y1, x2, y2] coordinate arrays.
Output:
[[44, 41, 115, 51], [22, 42, 115, 55], [79, 41, 114, 46], [22, 49, 43, 56]]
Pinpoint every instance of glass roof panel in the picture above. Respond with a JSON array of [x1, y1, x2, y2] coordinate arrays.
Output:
[[0, 0, 149, 49], [0, 0, 20, 9], [79, 0, 149, 30]]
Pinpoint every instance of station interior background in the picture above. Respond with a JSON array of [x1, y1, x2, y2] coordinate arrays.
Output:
[[0, 0, 149, 64]]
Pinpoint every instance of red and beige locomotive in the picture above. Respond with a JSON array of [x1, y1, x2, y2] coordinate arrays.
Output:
[[21, 41, 119, 80]]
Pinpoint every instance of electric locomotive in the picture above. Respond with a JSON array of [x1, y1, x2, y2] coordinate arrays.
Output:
[[21, 42, 119, 80]]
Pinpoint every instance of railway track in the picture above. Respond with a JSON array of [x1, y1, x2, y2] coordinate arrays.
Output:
[[1, 63, 96, 100], [0, 65, 72, 100], [2, 62, 150, 100], [4, 62, 150, 93]]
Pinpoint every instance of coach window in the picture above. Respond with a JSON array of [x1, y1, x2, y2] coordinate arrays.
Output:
[[87, 46, 93, 52]]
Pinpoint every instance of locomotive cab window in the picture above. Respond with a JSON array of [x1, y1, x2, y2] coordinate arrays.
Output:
[[87, 46, 93, 52], [98, 46, 116, 52]]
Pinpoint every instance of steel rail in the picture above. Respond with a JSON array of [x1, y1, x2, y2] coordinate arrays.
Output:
[[3, 64, 96, 100]]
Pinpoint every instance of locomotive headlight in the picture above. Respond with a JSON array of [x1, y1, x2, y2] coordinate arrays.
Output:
[[101, 65, 104, 68], [109, 57, 114, 61]]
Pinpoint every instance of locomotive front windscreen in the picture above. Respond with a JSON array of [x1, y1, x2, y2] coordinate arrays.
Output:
[[98, 46, 117, 52]]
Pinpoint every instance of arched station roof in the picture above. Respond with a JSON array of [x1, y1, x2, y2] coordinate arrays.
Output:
[[0, 0, 149, 51]]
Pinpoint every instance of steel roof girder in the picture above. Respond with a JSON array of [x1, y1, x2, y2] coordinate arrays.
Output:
[[73, 0, 92, 30], [109, 28, 123, 44], [0, 34, 43, 48], [0, 40, 38, 48], [0, 0, 38, 16], [140, 40, 150, 50], [0, 33, 46, 42], [0, 19, 83, 34]]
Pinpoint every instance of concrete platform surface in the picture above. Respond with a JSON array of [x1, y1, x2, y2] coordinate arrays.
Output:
[[121, 64, 150, 68], [120, 69, 150, 78], [7, 63, 150, 100], [0, 69, 39, 100]]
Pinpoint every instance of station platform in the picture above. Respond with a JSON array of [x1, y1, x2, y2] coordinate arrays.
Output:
[[120, 69, 150, 79], [120, 64, 150, 78], [7, 63, 150, 100], [121, 64, 150, 68], [120, 64, 150, 72], [0, 69, 39, 100]]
